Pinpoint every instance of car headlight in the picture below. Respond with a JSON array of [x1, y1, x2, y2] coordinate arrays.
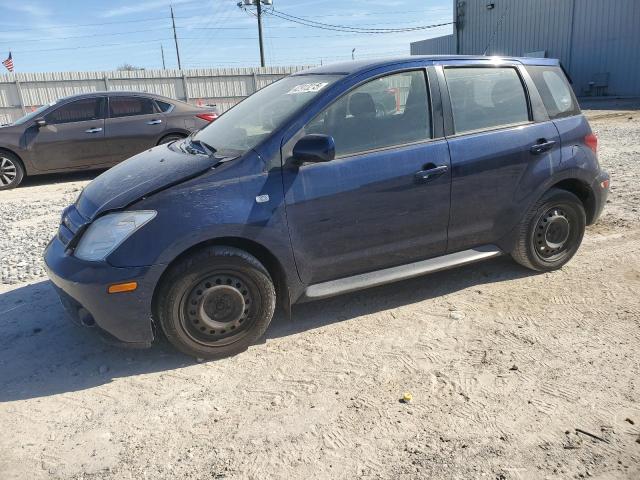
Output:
[[74, 210, 156, 262]]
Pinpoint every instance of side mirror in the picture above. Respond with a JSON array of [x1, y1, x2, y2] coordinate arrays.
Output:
[[292, 134, 335, 164], [34, 118, 47, 128]]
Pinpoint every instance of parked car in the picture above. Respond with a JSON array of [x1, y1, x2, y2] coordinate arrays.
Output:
[[0, 91, 218, 189], [45, 56, 609, 359]]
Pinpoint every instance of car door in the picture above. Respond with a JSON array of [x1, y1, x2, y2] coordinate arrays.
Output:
[[104, 95, 166, 163], [28, 96, 108, 171], [436, 60, 562, 252], [282, 69, 452, 285]]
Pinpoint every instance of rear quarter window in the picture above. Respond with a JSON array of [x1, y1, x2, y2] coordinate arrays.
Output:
[[155, 100, 173, 113], [525, 65, 580, 119]]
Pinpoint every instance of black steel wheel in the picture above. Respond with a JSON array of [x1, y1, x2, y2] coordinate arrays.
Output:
[[512, 188, 586, 272], [181, 272, 257, 347], [532, 206, 575, 262], [0, 152, 24, 190], [155, 246, 276, 359]]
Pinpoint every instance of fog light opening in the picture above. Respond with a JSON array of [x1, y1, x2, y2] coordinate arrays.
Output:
[[108, 281, 138, 294], [78, 308, 96, 327]]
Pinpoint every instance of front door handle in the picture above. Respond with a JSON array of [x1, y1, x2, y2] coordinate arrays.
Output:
[[530, 139, 556, 154], [146, 119, 162, 125], [85, 127, 103, 133], [415, 164, 448, 183]]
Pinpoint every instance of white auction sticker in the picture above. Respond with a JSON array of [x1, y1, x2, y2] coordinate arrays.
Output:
[[286, 82, 329, 94]]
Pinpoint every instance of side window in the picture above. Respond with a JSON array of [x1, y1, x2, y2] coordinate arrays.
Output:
[[444, 67, 530, 134], [109, 96, 155, 118], [46, 98, 104, 124], [155, 100, 173, 113], [525, 65, 580, 119], [306, 70, 431, 158]]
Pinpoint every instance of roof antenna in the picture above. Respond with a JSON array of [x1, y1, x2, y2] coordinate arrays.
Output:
[[483, 4, 510, 55]]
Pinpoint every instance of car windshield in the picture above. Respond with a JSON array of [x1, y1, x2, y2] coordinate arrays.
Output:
[[193, 74, 343, 156], [12, 103, 53, 125]]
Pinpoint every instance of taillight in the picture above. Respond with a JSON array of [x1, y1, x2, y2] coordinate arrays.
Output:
[[196, 112, 218, 122], [585, 133, 598, 154]]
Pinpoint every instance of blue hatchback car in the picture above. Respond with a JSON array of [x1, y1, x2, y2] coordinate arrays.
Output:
[[45, 56, 609, 358]]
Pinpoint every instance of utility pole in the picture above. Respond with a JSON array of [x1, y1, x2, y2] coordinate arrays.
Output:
[[455, 1, 464, 55], [238, 1, 267, 67], [161, 44, 166, 69], [351, 48, 356, 60], [170, 5, 182, 69], [256, 0, 265, 67]]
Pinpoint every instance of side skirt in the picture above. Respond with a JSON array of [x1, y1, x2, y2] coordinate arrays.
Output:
[[302, 245, 502, 301]]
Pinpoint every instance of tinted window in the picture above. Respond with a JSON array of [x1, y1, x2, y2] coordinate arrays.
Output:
[[109, 96, 155, 118], [12, 103, 51, 125], [444, 67, 529, 134], [46, 98, 104, 124], [155, 100, 173, 112], [306, 70, 431, 157], [526, 65, 580, 119]]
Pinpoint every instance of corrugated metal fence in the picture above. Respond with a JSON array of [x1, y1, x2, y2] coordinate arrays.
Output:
[[0, 66, 311, 125]]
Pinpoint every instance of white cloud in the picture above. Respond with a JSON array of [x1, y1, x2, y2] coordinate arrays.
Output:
[[0, 1, 50, 17], [101, 0, 195, 18]]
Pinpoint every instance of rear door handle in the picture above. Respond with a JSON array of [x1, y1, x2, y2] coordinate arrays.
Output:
[[84, 127, 103, 133], [530, 139, 556, 154], [146, 119, 162, 125], [414, 164, 448, 183]]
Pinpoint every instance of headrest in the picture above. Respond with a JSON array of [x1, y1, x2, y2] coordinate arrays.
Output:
[[349, 92, 376, 117]]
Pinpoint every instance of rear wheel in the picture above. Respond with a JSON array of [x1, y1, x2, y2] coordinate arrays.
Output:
[[155, 246, 276, 359], [511, 188, 586, 271], [157, 133, 186, 145], [0, 152, 24, 190]]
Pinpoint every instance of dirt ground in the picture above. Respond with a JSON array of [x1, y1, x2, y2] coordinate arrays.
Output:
[[1, 109, 639, 479]]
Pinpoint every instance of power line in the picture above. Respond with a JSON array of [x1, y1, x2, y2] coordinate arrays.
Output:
[[0, 16, 172, 32], [268, 9, 454, 33], [11, 38, 178, 54], [0, 27, 171, 45]]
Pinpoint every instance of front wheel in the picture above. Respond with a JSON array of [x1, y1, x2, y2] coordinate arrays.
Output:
[[511, 188, 586, 272], [0, 153, 25, 190], [155, 246, 276, 359]]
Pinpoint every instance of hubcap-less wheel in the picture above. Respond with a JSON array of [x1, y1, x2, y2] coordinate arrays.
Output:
[[0, 156, 17, 186], [534, 207, 572, 260], [181, 273, 256, 346]]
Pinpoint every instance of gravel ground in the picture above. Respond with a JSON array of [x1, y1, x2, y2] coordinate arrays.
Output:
[[0, 111, 639, 479]]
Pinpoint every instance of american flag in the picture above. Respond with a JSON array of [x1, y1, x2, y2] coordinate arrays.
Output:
[[2, 52, 14, 72]]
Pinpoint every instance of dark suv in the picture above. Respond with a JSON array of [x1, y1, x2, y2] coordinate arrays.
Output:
[[0, 91, 218, 189], [44, 56, 609, 359]]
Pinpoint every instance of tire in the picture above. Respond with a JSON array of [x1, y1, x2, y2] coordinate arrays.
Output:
[[0, 152, 25, 190], [157, 133, 186, 145], [155, 246, 276, 359], [511, 188, 586, 272]]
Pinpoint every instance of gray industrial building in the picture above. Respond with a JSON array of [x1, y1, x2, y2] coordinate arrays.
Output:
[[410, 0, 640, 97]]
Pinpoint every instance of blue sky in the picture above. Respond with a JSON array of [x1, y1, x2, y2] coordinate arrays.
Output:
[[0, 0, 453, 72]]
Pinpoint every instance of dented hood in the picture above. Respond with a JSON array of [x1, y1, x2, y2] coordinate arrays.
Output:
[[76, 143, 218, 220]]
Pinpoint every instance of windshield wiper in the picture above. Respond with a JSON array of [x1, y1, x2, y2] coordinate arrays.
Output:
[[181, 136, 217, 157], [192, 139, 217, 156]]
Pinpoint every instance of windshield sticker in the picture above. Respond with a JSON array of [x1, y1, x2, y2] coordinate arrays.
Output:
[[286, 82, 329, 95]]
